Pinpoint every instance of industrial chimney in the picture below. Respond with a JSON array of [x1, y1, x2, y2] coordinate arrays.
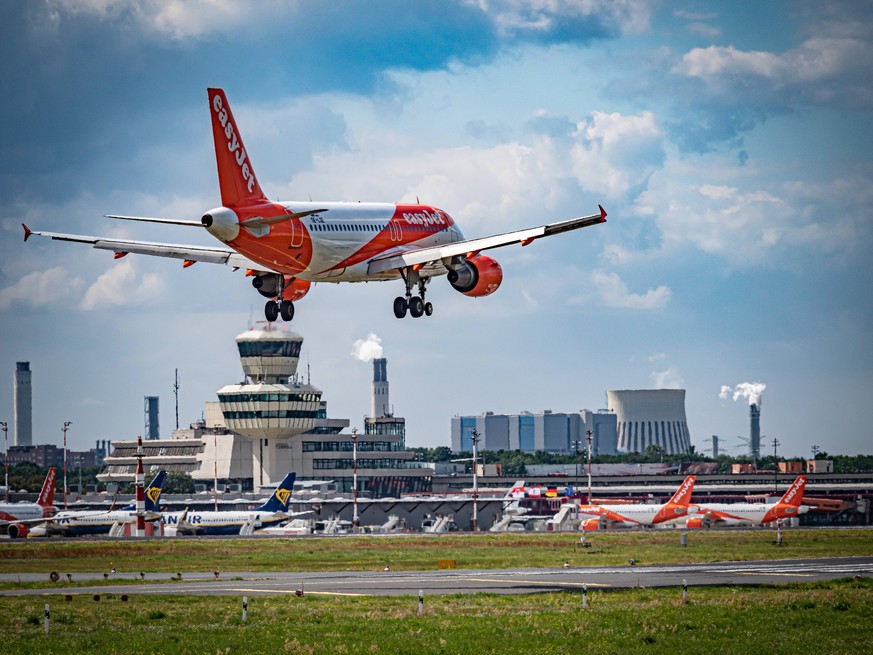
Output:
[[750, 403, 761, 460], [371, 358, 390, 418]]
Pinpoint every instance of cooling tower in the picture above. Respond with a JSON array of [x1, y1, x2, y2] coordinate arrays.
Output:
[[607, 389, 691, 454]]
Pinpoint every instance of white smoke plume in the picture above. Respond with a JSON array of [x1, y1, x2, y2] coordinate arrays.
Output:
[[351, 332, 383, 362], [720, 382, 766, 405]]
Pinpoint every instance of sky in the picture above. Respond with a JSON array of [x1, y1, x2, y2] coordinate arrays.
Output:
[[1, 0, 871, 459]]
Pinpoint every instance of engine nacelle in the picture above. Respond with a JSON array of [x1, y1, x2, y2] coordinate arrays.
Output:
[[252, 274, 311, 301], [685, 517, 707, 529], [447, 255, 503, 297], [282, 277, 311, 302], [580, 518, 602, 531], [7, 523, 29, 539], [201, 206, 240, 242]]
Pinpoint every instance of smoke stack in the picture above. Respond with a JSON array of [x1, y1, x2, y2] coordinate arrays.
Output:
[[135, 436, 146, 538], [750, 404, 761, 460], [371, 358, 389, 418]]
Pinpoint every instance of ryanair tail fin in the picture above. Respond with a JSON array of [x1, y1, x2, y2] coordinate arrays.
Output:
[[145, 471, 168, 512], [207, 88, 267, 207], [256, 472, 296, 513]]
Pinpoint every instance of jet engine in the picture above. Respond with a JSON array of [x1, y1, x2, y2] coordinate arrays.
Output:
[[6, 523, 29, 539], [447, 255, 503, 297], [580, 518, 602, 530], [252, 274, 311, 301], [201, 206, 240, 242], [685, 517, 709, 529]]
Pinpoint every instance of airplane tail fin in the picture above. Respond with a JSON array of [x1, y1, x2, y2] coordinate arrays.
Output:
[[256, 472, 296, 513], [667, 475, 696, 506], [37, 468, 57, 508], [145, 471, 168, 513], [207, 88, 268, 207], [779, 476, 806, 506], [504, 481, 525, 500]]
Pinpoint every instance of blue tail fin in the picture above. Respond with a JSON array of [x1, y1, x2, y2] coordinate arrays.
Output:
[[256, 472, 296, 512], [145, 470, 167, 512], [121, 470, 168, 512]]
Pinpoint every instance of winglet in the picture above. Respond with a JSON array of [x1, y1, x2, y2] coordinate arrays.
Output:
[[22, 224, 32, 242], [599, 205, 607, 222]]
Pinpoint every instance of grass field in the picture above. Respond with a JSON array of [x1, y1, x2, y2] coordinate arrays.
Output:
[[1, 578, 871, 654], [1, 528, 871, 576]]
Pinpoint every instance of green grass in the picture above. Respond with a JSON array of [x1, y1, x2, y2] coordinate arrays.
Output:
[[1, 579, 871, 654], [2, 529, 871, 575]]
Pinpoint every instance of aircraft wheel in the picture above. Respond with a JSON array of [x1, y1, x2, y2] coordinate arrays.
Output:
[[265, 300, 279, 322], [279, 300, 295, 322], [393, 297, 408, 319], [409, 296, 424, 318], [424, 301, 434, 316]]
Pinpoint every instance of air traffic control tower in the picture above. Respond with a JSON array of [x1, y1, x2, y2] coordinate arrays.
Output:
[[216, 326, 322, 487]]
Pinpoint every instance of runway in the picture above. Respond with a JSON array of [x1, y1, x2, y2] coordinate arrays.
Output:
[[2, 556, 871, 597]]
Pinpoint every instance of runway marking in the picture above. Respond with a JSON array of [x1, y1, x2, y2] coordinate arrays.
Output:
[[236, 588, 366, 597], [736, 572, 813, 578], [468, 578, 609, 588]]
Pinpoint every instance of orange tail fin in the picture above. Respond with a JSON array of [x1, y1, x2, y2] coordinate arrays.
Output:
[[207, 88, 267, 207], [37, 467, 57, 508], [779, 476, 806, 506], [668, 475, 696, 505]]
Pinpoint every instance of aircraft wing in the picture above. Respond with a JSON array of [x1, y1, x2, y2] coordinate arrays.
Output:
[[22, 225, 272, 272], [367, 205, 606, 275]]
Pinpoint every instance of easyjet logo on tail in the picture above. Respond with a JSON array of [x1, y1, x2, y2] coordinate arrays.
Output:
[[670, 476, 696, 505], [39, 468, 57, 506], [780, 476, 806, 506], [212, 93, 256, 195]]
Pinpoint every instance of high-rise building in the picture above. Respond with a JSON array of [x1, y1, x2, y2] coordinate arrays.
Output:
[[145, 396, 160, 440], [13, 362, 32, 447]]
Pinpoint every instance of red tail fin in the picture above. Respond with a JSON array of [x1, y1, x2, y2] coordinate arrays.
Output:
[[668, 475, 696, 505], [779, 476, 806, 506], [207, 88, 267, 207], [37, 467, 56, 508]]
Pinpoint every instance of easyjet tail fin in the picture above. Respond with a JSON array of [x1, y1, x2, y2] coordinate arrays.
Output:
[[668, 475, 696, 506], [779, 476, 806, 506], [207, 88, 268, 207], [37, 468, 57, 508], [256, 472, 296, 513]]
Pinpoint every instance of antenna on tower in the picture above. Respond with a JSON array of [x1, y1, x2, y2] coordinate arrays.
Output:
[[173, 369, 180, 430]]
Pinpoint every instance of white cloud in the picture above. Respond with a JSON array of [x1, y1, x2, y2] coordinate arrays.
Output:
[[79, 259, 164, 310], [471, 0, 653, 37], [0, 267, 84, 309], [651, 366, 684, 389], [351, 332, 383, 362], [591, 270, 671, 309], [674, 37, 873, 108], [570, 111, 666, 199]]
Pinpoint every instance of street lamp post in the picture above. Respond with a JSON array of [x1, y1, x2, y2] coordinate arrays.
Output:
[[471, 428, 480, 532], [771, 437, 780, 493], [62, 422, 72, 510], [586, 429, 593, 503], [1, 421, 7, 503], [352, 427, 358, 529]]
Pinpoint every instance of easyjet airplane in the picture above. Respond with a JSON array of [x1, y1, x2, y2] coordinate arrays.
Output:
[[23, 88, 606, 323], [577, 475, 697, 530], [0, 467, 57, 539], [676, 475, 809, 528]]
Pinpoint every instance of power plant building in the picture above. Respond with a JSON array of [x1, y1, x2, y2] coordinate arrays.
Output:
[[451, 410, 618, 455], [606, 389, 692, 455]]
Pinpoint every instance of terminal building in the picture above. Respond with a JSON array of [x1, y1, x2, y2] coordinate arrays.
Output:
[[451, 409, 618, 455], [98, 327, 432, 496]]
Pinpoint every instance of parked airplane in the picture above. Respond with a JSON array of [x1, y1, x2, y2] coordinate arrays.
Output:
[[23, 88, 606, 323], [577, 475, 698, 529], [680, 475, 809, 528], [0, 468, 57, 538], [163, 471, 297, 536], [41, 470, 167, 537]]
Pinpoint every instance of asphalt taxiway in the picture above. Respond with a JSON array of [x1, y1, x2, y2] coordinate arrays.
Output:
[[1, 556, 870, 597]]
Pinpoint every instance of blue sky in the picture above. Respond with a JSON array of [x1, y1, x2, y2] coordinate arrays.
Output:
[[1, 1, 871, 458]]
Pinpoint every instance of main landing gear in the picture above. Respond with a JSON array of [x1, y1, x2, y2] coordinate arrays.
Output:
[[265, 299, 295, 322], [394, 269, 434, 319]]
